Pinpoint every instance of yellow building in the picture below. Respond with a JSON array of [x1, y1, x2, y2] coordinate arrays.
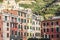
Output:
[[45, 14, 55, 19]]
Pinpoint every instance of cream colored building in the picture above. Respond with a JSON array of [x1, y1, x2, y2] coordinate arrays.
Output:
[[17, 0, 36, 4]]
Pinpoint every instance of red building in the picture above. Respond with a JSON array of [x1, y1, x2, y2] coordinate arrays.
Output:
[[41, 19, 60, 40]]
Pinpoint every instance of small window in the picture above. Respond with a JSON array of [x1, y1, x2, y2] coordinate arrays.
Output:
[[12, 17, 14, 19], [47, 22, 49, 26], [15, 18, 17, 21], [24, 25, 26, 29], [47, 29, 49, 32], [33, 27, 35, 30], [7, 28, 9, 31], [51, 35, 54, 38], [18, 18, 20, 22], [56, 27, 59, 32], [30, 33, 32, 36], [27, 26, 29, 29], [51, 28, 54, 32], [27, 20, 29, 23], [45, 35, 47, 38], [32, 21, 35, 25], [0, 16, 1, 19], [12, 31, 13, 35], [57, 34, 59, 38], [18, 11, 20, 16], [51, 22, 53, 25], [21, 12, 23, 16], [15, 31, 17, 35], [21, 25, 23, 30], [43, 23, 46, 26], [35, 33, 40, 36], [24, 14, 26, 17], [44, 29, 46, 32], [7, 33, 9, 37], [30, 26, 32, 29], [0, 28, 1, 31], [24, 19, 26, 23], [7, 23, 9, 26], [27, 33, 29, 36], [24, 32, 26, 36], [5, 16, 7, 21], [56, 21, 58, 25], [18, 32, 20, 35], [18, 25, 20, 29], [21, 19, 23, 23]]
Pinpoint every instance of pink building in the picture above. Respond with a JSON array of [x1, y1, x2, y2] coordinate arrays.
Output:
[[41, 18, 60, 40]]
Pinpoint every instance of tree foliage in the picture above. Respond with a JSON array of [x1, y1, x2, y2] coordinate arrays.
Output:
[[0, 0, 3, 3], [16, 0, 60, 19]]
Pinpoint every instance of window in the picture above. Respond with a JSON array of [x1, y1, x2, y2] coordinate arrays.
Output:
[[24, 32, 26, 36], [21, 12, 23, 16], [56, 21, 58, 25], [51, 35, 53, 38], [21, 32, 23, 37], [27, 26, 29, 29], [24, 14, 26, 17], [35, 33, 40, 36], [15, 31, 17, 35], [24, 25, 26, 29], [36, 27, 40, 30], [36, 27, 37, 30], [15, 18, 17, 22], [27, 20, 29, 23], [30, 33, 32, 36], [27, 33, 29, 36], [12, 17, 14, 19], [24, 19, 26, 23], [38, 28, 40, 30], [51, 22, 53, 25], [18, 18, 20, 22], [56, 27, 59, 32], [51, 28, 54, 32], [18, 25, 20, 29], [49, 35, 50, 38], [57, 34, 59, 38], [7, 23, 9, 26], [47, 29, 49, 32], [0, 16, 1, 19], [15, 24, 17, 28], [44, 29, 46, 32], [0, 28, 1, 31], [5, 16, 7, 21], [30, 26, 32, 29], [47, 22, 49, 26], [12, 17, 14, 21], [12, 31, 13, 35], [32, 21, 35, 25], [7, 33, 9, 37], [33, 34, 34, 37], [45, 35, 47, 38], [21, 25, 23, 30], [18, 32, 20, 35], [18, 11, 20, 16], [43, 23, 45, 26], [7, 28, 9, 31], [21, 19, 23, 23], [33, 27, 35, 30]]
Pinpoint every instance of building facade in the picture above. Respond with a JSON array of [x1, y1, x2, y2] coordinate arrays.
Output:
[[41, 18, 60, 40], [17, 0, 36, 4], [0, 0, 41, 40], [0, 8, 41, 40]]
